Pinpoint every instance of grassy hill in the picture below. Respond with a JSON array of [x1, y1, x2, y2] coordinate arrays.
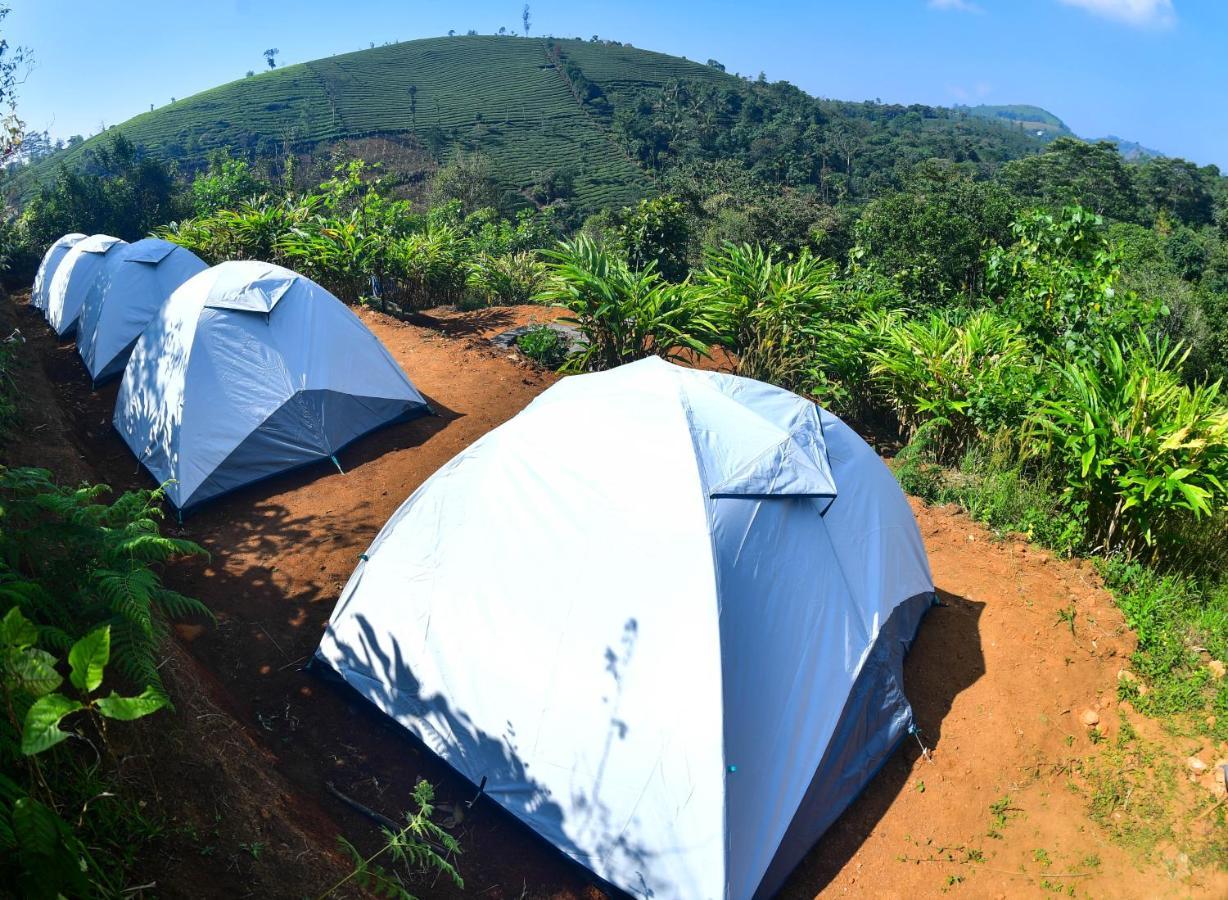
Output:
[[11, 36, 1059, 212], [14, 36, 737, 210]]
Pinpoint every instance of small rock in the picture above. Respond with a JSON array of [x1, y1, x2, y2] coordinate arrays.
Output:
[[1214, 761, 1228, 786], [1209, 659, 1226, 680], [1080, 709, 1100, 727], [1187, 756, 1208, 774], [1117, 668, 1138, 683]]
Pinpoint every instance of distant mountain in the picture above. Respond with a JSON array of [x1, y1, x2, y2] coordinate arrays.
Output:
[[958, 105, 1165, 161], [1094, 135, 1164, 161]]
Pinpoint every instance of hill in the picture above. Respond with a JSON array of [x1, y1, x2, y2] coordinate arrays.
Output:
[[8, 35, 1051, 213], [959, 104, 1074, 140]]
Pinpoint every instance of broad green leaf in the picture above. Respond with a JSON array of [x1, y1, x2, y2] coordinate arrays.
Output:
[[68, 625, 110, 694], [11, 797, 59, 857], [2, 647, 62, 697], [21, 694, 82, 756], [95, 687, 168, 722], [0, 606, 38, 649]]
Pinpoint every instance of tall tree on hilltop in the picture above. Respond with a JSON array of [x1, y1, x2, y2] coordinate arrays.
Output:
[[264, 47, 279, 69], [523, 4, 532, 36]]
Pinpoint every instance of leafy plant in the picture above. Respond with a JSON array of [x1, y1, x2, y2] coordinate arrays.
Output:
[[1026, 333, 1228, 557], [467, 251, 546, 306], [693, 242, 838, 391], [323, 780, 462, 900], [0, 467, 210, 697], [516, 326, 568, 369], [870, 310, 1038, 460], [536, 236, 712, 372]]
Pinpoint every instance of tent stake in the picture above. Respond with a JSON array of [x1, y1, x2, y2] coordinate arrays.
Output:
[[330, 454, 345, 475]]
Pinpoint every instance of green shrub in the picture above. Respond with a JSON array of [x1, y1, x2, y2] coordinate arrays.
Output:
[[693, 242, 838, 391], [0, 467, 210, 698], [984, 205, 1164, 361], [515, 326, 568, 369], [1027, 333, 1228, 558], [869, 310, 1039, 461], [535, 236, 712, 372], [387, 223, 470, 309], [467, 251, 546, 306]]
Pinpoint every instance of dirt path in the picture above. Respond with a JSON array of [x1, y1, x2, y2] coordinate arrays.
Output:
[[5, 296, 1225, 898]]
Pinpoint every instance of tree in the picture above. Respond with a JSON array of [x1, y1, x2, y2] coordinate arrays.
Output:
[[0, 4, 31, 164], [853, 161, 1018, 305], [264, 47, 279, 69], [616, 195, 692, 282], [430, 151, 502, 214], [190, 150, 268, 215], [706, 59, 725, 71], [448, 29, 455, 37], [997, 137, 1142, 223], [1135, 157, 1217, 227], [522, 4, 531, 36]]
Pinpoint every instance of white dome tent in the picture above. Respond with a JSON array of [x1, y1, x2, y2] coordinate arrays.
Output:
[[45, 234, 128, 337], [76, 238, 208, 383], [316, 357, 936, 900], [114, 260, 430, 510], [31, 232, 86, 313]]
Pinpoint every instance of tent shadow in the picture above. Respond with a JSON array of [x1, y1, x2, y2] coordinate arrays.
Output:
[[777, 588, 986, 897]]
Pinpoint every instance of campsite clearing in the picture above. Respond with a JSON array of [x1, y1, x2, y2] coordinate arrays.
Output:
[[5, 295, 1226, 898]]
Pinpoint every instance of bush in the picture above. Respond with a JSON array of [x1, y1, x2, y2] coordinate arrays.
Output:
[[869, 310, 1039, 461], [535, 236, 712, 372], [467, 251, 546, 306], [693, 242, 838, 391], [1027, 333, 1228, 559], [515, 326, 568, 369]]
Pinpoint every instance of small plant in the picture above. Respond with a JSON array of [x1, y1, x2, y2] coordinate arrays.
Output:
[[915, 779, 926, 794], [1033, 847, 1052, 868], [1056, 606, 1077, 637], [323, 780, 463, 900], [987, 795, 1019, 839], [516, 325, 568, 369]]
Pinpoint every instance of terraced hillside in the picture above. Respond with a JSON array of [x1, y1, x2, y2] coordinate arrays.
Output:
[[12, 35, 1052, 212], [15, 36, 736, 209]]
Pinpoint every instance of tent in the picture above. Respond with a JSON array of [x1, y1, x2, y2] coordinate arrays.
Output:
[[315, 357, 935, 900], [45, 234, 128, 337], [31, 233, 86, 312], [114, 260, 430, 510], [76, 238, 208, 383]]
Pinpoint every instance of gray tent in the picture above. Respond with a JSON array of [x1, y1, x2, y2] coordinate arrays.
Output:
[[317, 358, 935, 899], [115, 260, 429, 509]]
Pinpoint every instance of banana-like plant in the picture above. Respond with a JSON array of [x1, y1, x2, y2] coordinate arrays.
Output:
[[536, 236, 713, 372], [1026, 332, 1228, 558]]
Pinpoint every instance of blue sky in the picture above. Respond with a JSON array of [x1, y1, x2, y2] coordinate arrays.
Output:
[[7, 0, 1225, 166]]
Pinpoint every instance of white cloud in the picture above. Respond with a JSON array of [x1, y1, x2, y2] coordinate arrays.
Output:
[[1057, 0, 1176, 28], [928, 0, 984, 12]]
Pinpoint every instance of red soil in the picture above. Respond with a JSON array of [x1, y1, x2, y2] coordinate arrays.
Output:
[[4, 295, 1225, 898]]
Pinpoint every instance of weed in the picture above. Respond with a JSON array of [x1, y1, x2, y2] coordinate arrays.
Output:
[[1056, 606, 1077, 637], [516, 325, 569, 369], [987, 795, 1020, 839]]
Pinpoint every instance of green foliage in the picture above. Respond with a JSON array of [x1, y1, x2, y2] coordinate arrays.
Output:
[[536, 235, 712, 372], [693, 242, 838, 390], [466, 251, 545, 306], [997, 137, 1143, 223], [515, 325, 568, 369], [0, 467, 210, 697], [190, 150, 268, 216], [324, 779, 462, 900], [870, 310, 1039, 460], [852, 162, 1017, 305], [985, 206, 1163, 359], [1026, 334, 1228, 558], [616, 195, 692, 282]]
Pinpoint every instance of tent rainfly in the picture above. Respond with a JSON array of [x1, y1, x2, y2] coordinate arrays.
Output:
[[45, 234, 128, 337], [315, 357, 936, 900], [31, 233, 86, 312], [114, 260, 430, 510], [76, 238, 208, 383]]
